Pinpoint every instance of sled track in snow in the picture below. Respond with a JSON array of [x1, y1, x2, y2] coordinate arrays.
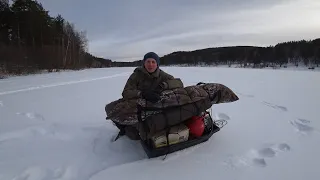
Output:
[[0, 72, 130, 96]]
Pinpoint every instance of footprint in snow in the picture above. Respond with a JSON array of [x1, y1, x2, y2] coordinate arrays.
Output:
[[290, 118, 316, 134], [257, 143, 291, 157], [251, 158, 267, 167], [11, 166, 49, 180], [16, 112, 45, 121], [223, 143, 290, 169], [262, 101, 288, 112], [297, 118, 311, 124], [213, 113, 231, 121], [224, 155, 267, 168], [0, 125, 73, 144], [52, 166, 78, 180], [217, 113, 230, 120], [11, 166, 74, 180], [257, 147, 276, 158]]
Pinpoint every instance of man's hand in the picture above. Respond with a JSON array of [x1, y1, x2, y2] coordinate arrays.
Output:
[[159, 82, 168, 90], [141, 90, 160, 103], [155, 82, 168, 92]]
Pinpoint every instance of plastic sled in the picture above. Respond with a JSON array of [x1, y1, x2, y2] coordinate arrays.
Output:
[[139, 109, 221, 158]]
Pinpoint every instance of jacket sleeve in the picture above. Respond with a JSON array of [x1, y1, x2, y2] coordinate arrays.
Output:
[[161, 72, 184, 90], [122, 73, 142, 99]]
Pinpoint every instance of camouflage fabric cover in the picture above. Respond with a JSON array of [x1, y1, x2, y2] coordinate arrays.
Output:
[[105, 83, 239, 126]]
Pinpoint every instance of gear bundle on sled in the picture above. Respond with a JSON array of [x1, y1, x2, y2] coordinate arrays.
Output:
[[105, 82, 239, 158], [137, 104, 224, 158]]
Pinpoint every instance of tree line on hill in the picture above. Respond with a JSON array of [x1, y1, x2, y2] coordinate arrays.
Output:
[[0, 0, 110, 78], [113, 38, 320, 69]]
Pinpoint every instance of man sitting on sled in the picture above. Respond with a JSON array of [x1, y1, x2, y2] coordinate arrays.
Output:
[[115, 52, 184, 140]]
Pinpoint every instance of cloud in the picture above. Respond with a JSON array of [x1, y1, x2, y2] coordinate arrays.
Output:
[[38, 0, 320, 61]]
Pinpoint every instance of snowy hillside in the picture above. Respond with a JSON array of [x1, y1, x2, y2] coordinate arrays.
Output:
[[0, 67, 319, 180]]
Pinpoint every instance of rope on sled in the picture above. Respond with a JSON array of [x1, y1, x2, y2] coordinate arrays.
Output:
[[208, 106, 228, 129], [214, 119, 228, 129]]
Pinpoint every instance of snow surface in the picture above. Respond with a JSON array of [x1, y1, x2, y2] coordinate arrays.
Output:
[[0, 67, 319, 180]]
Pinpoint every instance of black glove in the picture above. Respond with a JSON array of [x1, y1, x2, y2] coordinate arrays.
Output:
[[154, 82, 167, 92], [141, 90, 160, 103]]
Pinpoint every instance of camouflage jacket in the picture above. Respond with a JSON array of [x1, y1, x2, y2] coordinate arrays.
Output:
[[122, 67, 184, 99]]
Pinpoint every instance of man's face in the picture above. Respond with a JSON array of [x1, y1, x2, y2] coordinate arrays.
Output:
[[144, 58, 158, 73]]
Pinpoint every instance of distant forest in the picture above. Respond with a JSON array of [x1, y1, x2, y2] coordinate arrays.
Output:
[[1, 0, 319, 79], [113, 38, 320, 69], [0, 0, 111, 78]]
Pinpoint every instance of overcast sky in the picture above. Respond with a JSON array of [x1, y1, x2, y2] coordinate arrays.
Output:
[[38, 0, 320, 61]]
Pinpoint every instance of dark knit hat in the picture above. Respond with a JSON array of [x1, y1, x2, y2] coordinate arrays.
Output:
[[142, 52, 160, 66]]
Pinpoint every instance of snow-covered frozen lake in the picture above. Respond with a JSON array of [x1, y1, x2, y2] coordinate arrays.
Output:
[[0, 67, 319, 180]]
